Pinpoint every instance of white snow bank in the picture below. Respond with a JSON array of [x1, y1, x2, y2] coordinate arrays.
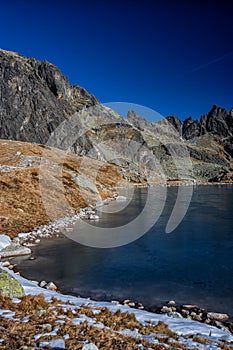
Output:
[[1, 266, 232, 343], [0, 234, 11, 250]]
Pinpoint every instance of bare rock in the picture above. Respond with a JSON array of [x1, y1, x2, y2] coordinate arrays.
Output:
[[183, 304, 199, 309], [207, 312, 229, 322], [167, 311, 183, 319], [46, 281, 57, 291], [39, 280, 47, 288], [82, 344, 99, 350], [1, 261, 11, 268], [161, 306, 173, 313], [73, 175, 99, 194], [48, 338, 65, 349], [128, 302, 135, 307]]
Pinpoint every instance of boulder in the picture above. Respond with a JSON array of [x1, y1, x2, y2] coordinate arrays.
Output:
[[0, 244, 31, 258], [0, 268, 24, 298]]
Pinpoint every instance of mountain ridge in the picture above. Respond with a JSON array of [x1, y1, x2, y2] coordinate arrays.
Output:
[[0, 48, 232, 183]]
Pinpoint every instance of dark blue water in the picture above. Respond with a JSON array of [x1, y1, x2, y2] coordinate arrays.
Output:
[[15, 185, 233, 315]]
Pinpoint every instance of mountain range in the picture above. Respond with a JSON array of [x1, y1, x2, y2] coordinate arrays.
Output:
[[0, 48, 232, 184]]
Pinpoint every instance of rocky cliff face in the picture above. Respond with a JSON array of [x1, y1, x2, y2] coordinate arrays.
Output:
[[0, 49, 98, 144], [0, 49, 232, 183]]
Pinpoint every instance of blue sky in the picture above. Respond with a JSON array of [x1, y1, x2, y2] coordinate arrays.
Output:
[[0, 0, 233, 121]]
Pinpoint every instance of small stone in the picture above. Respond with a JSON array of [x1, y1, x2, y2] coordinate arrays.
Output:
[[82, 344, 99, 350], [190, 311, 202, 321], [41, 323, 52, 331], [128, 302, 135, 307], [1, 261, 10, 267], [46, 282, 57, 291], [13, 237, 20, 244], [116, 195, 127, 202], [29, 256, 36, 260], [48, 338, 65, 349], [35, 239, 40, 244], [123, 299, 131, 304], [214, 321, 232, 334], [161, 306, 173, 313], [138, 305, 144, 310], [167, 311, 183, 318], [181, 309, 189, 316], [89, 214, 99, 220], [8, 264, 14, 270], [183, 304, 198, 309], [167, 300, 176, 306], [111, 300, 119, 305], [39, 280, 47, 288], [207, 312, 229, 321]]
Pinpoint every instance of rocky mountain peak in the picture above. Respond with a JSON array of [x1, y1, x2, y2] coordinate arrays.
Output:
[[201, 104, 232, 137], [165, 115, 183, 135], [0, 48, 98, 144], [126, 110, 149, 131]]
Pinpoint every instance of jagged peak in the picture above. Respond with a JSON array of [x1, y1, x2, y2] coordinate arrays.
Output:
[[208, 104, 228, 117]]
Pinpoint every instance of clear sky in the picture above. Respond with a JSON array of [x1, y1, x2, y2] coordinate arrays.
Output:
[[0, 0, 233, 121]]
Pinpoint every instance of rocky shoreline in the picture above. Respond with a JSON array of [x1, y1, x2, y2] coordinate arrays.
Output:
[[1, 184, 233, 338], [2, 254, 233, 337]]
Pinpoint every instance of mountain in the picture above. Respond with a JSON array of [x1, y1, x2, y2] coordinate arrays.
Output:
[[126, 108, 233, 182], [0, 48, 232, 183]]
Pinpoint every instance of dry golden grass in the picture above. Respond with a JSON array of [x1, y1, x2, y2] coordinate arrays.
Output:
[[1, 293, 232, 349], [0, 294, 194, 350], [0, 140, 125, 238]]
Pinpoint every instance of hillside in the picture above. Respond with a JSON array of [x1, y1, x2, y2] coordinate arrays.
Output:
[[0, 48, 232, 184], [0, 139, 135, 238]]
